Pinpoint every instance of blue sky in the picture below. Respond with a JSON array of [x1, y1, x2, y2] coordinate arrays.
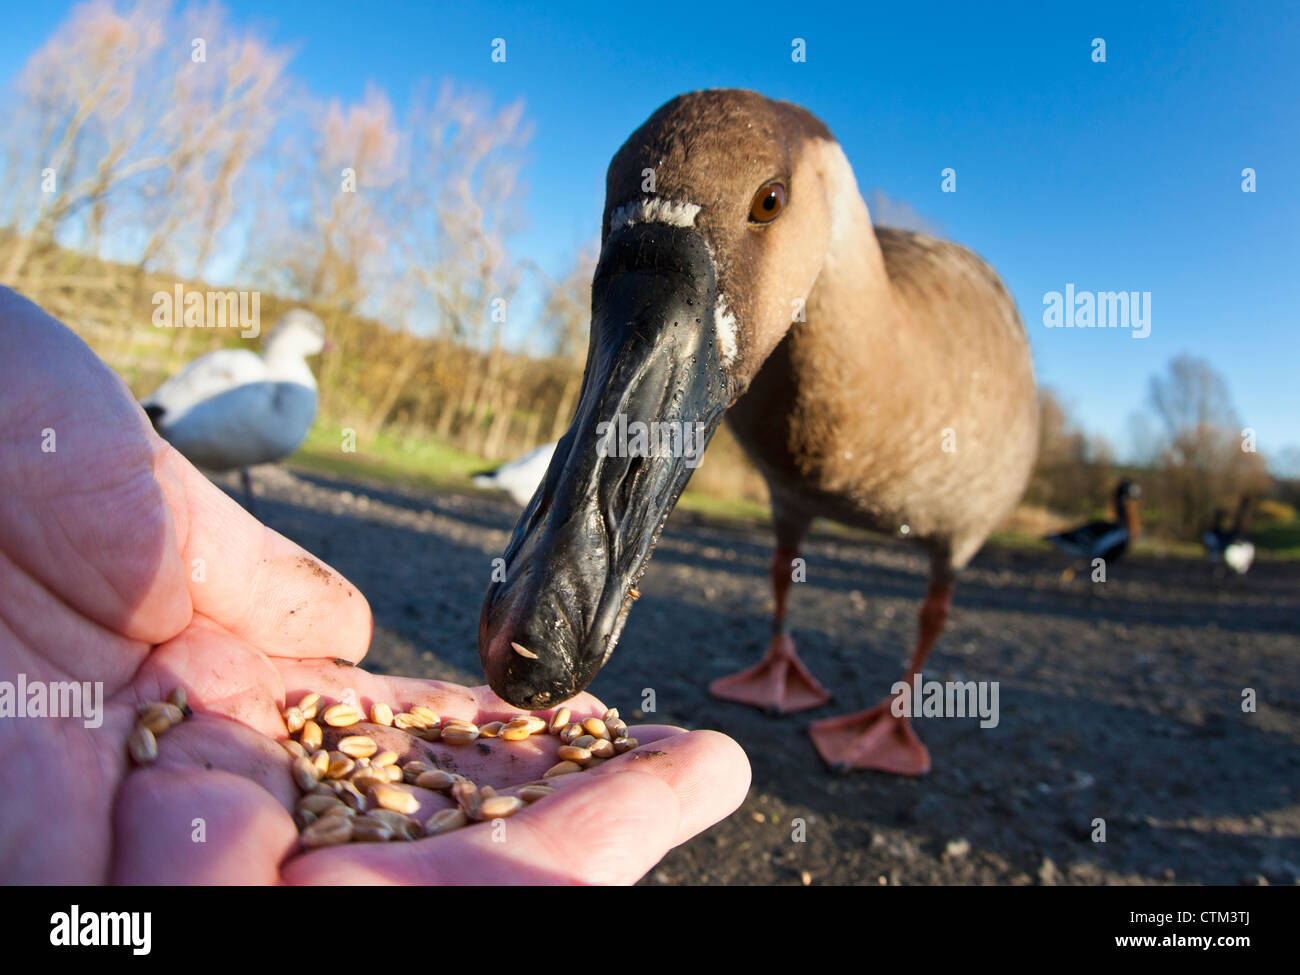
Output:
[[3, 0, 1297, 466]]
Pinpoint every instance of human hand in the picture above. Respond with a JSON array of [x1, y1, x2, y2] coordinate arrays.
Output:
[[0, 288, 750, 884]]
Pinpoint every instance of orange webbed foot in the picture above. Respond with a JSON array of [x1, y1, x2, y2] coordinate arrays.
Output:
[[709, 632, 830, 714], [808, 699, 931, 775]]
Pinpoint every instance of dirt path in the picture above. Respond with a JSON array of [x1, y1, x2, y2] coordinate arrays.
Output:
[[238, 464, 1300, 886]]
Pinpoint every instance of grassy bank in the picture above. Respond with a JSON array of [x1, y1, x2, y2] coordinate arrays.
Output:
[[292, 421, 773, 525], [290, 422, 1300, 560]]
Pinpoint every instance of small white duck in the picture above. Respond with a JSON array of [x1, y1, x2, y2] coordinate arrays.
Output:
[[472, 442, 557, 506], [1203, 496, 1256, 576], [141, 309, 327, 511]]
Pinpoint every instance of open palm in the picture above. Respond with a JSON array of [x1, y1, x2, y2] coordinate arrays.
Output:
[[0, 288, 750, 884]]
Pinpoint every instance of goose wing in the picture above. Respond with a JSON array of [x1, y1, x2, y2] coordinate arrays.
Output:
[[1045, 519, 1115, 558], [154, 380, 318, 470], [142, 348, 267, 426]]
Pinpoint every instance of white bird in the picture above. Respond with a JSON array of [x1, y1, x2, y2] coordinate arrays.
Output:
[[473, 442, 556, 506], [141, 309, 327, 512], [1203, 496, 1256, 576], [1222, 540, 1256, 575]]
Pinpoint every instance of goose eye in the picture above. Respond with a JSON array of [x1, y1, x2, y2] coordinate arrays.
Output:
[[748, 182, 786, 223]]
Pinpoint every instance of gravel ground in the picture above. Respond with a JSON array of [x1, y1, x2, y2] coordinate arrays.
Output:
[[232, 464, 1300, 886]]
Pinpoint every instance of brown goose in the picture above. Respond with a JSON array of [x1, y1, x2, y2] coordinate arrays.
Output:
[[478, 90, 1039, 775]]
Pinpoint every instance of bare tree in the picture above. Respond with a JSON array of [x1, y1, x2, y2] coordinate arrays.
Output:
[[302, 86, 404, 315], [1025, 388, 1114, 517], [533, 245, 596, 439], [0, 0, 288, 306], [538, 245, 597, 363], [253, 80, 535, 449], [1144, 355, 1271, 535], [397, 84, 533, 451], [0, 2, 603, 473]]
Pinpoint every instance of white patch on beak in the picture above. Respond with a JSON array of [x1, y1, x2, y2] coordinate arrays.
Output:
[[608, 197, 701, 235], [714, 296, 738, 366], [601, 196, 732, 364]]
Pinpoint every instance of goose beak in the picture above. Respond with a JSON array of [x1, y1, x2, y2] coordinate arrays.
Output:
[[478, 222, 729, 708]]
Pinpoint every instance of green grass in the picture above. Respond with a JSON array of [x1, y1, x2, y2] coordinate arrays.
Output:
[[676, 489, 770, 525], [996, 526, 1300, 561], [1254, 522, 1300, 558], [986, 530, 1053, 551], [296, 422, 773, 527], [287, 423, 1300, 561], [1133, 537, 1205, 559], [293, 423, 490, 493]]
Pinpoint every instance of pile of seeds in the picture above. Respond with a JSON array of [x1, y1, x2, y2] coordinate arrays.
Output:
[[128, 687, 190, 765], [282, 694, 640, 848]]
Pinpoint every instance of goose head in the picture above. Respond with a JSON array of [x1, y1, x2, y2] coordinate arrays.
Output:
[[264, 310, 328, 359], [1209, 508, 1227, 534], [1114, 479, 1140, 509], [479, 90, 854, 708]]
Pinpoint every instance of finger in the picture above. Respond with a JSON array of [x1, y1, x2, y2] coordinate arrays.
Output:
[[117, 624, 307, 883], [281, 728, 750, 885], [136, 614, 291, 740], [583, 729, 751, 848], [0, 290, 190, 646], [112, 766, 295, 884], [271, 662, 488, 725], [475, 727, 751, 848], [154, 445, 372, 663], [284, 765, 679, 885]]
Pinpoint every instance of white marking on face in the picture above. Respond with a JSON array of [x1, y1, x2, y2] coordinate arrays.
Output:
[[601, 196, 733, 364], [714, 296, 738, 366], [608, 197, 701, 235]]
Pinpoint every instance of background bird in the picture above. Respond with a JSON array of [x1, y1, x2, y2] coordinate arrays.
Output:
[[141, 309, 327, 513], [1204, 495, 1256, 575], [472, 442, 557, 506], [1045, 480, 1142, 578]]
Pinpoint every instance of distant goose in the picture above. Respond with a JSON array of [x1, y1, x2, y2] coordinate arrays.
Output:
[[141, 309, 327, 512], [1203, 496, 1255, 575], [1046, 480, 1141, 567], [473, 442, 557, 506]]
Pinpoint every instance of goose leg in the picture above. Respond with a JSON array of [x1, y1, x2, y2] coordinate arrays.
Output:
[[809, 582, 953, 775], [709, 545, 831, 713]]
